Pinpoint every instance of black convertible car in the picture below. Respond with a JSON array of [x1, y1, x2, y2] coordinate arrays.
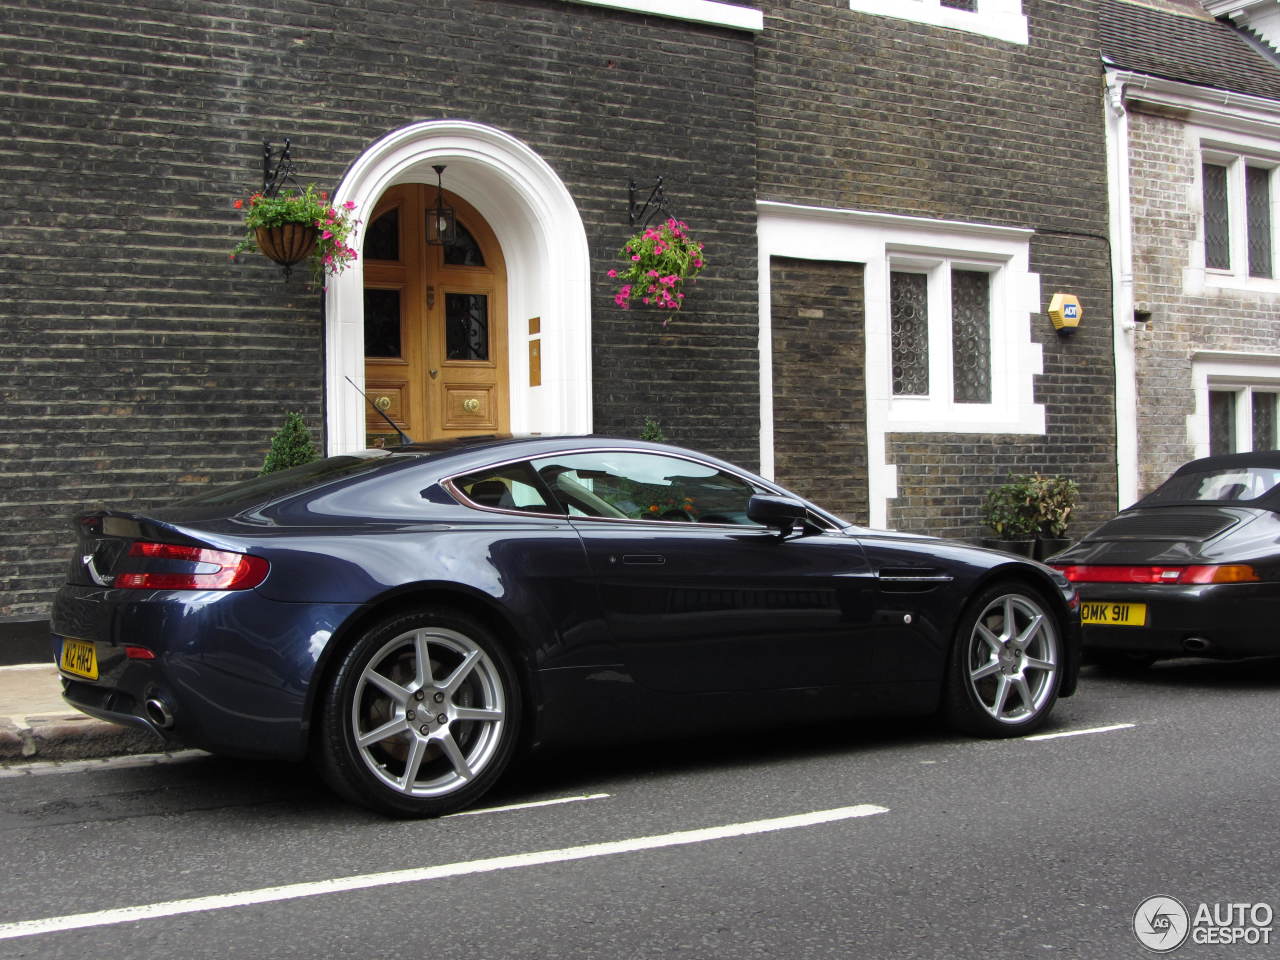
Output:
[[1052, 451, 1280, 667], [53, 436, 1080, 816]]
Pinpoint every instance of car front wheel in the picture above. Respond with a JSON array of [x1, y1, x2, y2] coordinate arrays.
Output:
[[319, 608, 521, 817], [944, 582, 1063, 737]]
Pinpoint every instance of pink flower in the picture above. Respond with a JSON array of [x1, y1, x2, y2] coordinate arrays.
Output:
[[632, 255, 641, 261], [342, 200, 356, 210]]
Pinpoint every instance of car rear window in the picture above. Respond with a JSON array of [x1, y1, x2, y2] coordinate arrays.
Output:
[[175, 452, 395, 507], [1143, 465, 1280, 504]]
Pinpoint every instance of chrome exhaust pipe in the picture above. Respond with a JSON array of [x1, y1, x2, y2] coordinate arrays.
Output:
[[144, 698, 175, 730]]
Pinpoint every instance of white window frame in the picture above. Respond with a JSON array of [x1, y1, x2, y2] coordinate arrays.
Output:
[[1190, 352, 1280, 457], [567, 0, 762, 31], [1197, 141, 1280, 292], [758, 201, 1044, 527], [846, 0, 1027, 45], [889, 255, 999, 407]]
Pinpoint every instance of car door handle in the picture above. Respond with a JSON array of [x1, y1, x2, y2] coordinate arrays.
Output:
[[619, 554, 666, 566]]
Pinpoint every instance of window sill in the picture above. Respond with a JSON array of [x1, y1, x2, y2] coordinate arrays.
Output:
[[846, 0, 1028, 44]]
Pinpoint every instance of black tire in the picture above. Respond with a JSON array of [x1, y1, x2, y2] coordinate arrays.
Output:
[[318, 607, 522, 817], [943, 581, 1063, 737]]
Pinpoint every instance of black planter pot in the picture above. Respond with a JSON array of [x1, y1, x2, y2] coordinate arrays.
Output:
[[979, 538, 1036, 558], [1035, 537, 1072, 561]]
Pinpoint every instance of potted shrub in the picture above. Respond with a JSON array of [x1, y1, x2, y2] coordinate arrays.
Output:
[[232, 184, 359, 286], [980, 476, 1039, 557], [260, 412, 319, 475], [1030, 473, 1078, 560], [606, 218, 706, 317]]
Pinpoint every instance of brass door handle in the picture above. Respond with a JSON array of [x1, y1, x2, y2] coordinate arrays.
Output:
[[462, 398, 480, 413], [374, 396, 392, 411]]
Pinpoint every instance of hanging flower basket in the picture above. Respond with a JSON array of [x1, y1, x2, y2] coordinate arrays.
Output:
[[231, 184, 359, 286], [254, 223, 318, 267], [606, 218, 706, 317]]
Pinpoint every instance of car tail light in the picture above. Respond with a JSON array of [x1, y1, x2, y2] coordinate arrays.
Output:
[[1052, 564, 1260, 585], [115, 542, 269, 591]]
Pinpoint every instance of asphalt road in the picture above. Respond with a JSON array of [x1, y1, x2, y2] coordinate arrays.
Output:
[[1, 660, 1278, 960]]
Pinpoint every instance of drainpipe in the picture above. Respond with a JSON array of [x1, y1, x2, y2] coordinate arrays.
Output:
[[1105, 71, 1140, 510]]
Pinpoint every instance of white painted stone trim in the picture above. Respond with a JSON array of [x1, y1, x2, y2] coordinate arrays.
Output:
[[1188, 350, 1280, 458], [323, 121, 592, 455], [567, 0, 763, 31], [758, 201, 1044, 528], [846, 0, 1027, 45]]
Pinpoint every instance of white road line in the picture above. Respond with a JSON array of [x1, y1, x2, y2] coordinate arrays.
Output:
[[1024, 722, 1136, 742], [0, 804, 888, 941], [445, 793, 612, 817]]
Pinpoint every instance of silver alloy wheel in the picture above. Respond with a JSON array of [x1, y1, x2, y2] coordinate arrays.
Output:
[[965, 592, 1059, 724], [350, 626, 507, 797]]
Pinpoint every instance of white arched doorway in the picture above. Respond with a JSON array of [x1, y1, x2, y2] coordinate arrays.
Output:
[[324, 121, 592, 453]]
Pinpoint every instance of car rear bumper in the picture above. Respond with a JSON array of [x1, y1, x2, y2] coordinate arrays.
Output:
[[51, 584, 359, 760], [1077, 582, 1280, 659]]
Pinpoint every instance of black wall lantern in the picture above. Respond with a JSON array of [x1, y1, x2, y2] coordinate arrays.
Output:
[[426, 164, 457, 246]]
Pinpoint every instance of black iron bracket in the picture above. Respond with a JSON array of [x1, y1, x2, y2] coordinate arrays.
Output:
[[628, 177, 678, 228], [262, 139, 298, 197]]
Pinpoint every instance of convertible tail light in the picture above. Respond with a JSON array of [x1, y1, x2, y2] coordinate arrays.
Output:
[[1052, 564, 1260, 585], [115, 542, 269, 591]]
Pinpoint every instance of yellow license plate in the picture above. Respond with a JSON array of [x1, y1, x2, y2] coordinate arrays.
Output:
[[59, 638, 99, 680], [1081, 601, 1148, 627]]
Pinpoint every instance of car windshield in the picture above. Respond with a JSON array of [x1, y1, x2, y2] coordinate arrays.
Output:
[[174, 452, 395, 507], [1143, 465, 1280, 504]]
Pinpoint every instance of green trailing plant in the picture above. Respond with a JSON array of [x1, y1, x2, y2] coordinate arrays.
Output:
[[260, 412, 320, 476], [639, 416, 666, 443], [231, 184, 360, 286]]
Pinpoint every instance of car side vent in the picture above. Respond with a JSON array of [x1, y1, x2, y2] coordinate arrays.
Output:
[[877, 568, 953, 593], [1095, 513, 1236, 541]]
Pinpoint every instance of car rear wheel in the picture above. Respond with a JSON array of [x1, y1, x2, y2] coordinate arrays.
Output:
[[319, 608, 521, 817], [944, 582, 1062, 737]]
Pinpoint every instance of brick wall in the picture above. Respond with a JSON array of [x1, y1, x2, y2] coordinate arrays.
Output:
[[0, 0, 758, 619], [756, 0, 1118, 541], [769, 257, 869, 524], [1127, 107, 1280, 495]]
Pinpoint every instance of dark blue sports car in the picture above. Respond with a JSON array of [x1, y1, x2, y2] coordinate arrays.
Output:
[[53, 436, 1080, 816]]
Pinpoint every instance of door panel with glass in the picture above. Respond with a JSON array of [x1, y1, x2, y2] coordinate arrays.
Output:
[[362, 184, 508, 444]]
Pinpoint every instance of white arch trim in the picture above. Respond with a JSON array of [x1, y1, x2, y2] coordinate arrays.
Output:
[[323, 120, 593, 453]]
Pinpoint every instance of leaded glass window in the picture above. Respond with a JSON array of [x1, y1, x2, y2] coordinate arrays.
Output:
[[363, 288, 402, 358], [1253, 393, 1277, 451], [446, 293, 489, 361], [365, 208, 400, 262], [890, 272, 929, 396], [1246, 166, 1272, 279], [442, 221, 486, 267], [1203, 163, 1230, 271], [951, 269, 991, 404], [1210, 390, 1236, 456]]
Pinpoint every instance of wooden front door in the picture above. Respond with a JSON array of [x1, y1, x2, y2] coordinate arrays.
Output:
[[362, 184, 508, 444]]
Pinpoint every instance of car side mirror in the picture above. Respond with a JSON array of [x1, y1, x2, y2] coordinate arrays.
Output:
[[747, 494, 811, 534]]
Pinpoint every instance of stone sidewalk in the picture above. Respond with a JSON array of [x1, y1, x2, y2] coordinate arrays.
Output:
[[0, 663, 165, 763]]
